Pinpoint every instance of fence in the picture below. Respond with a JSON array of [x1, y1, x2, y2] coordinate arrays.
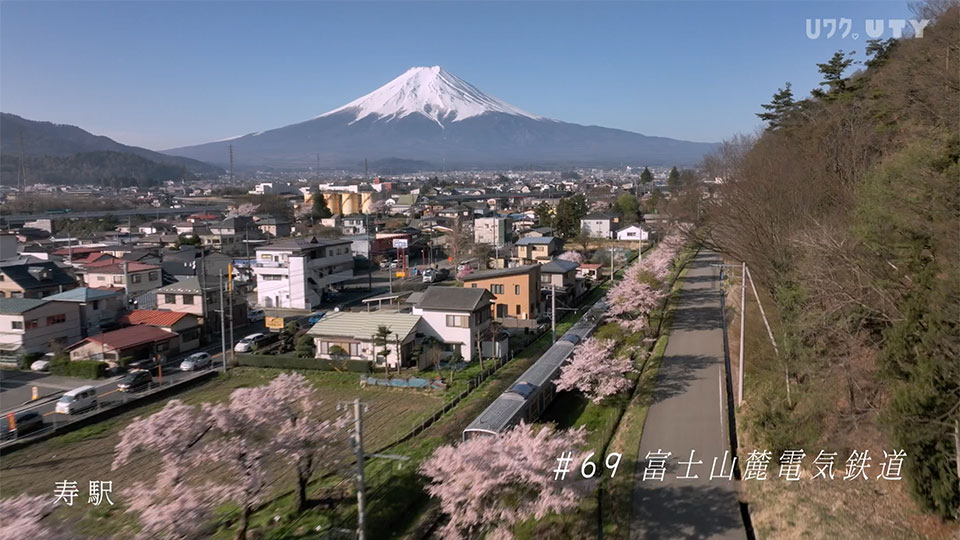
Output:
[[0, 368, 217, 455]]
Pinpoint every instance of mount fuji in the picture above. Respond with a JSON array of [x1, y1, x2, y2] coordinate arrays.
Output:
[[165, 66, 716, 170]]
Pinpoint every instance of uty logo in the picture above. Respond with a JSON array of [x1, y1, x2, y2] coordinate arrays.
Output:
[[805, 18, 930, 40]]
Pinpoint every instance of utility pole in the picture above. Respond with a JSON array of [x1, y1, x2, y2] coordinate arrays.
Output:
[[219, 270, 228, 373], [551, 283, 556, 343], [340, 398, 409, 540], [352, 398, 367, 540], [738, 262, 745, 406]]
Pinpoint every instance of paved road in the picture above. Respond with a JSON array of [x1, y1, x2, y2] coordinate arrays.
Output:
[[631, 251, 747, 540]]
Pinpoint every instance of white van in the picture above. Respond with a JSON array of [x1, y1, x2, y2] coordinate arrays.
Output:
[[55, 385, 98, 415]]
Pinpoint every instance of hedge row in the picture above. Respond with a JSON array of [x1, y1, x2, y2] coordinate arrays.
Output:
[[235, 353, 371, 373], [50, 360, 108, 379]]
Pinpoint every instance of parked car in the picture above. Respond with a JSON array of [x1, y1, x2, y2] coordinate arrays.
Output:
[[1, 410, 45, 440], [306, 311, 326, 325], [234, 333, 265, 353], [379, 259, 393, 269], [422, 269, 436, 283], [128, 358, 158, 372], [247, 309, 265, 322], [179, 352, 212, 371], [118, 370, 152, 393], [30, 359, 51, 372], [55, 385, 98, 414]]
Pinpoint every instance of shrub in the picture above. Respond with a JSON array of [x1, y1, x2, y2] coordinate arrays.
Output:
[[50, 360, 108, 379], [235, 353, 371, 373]]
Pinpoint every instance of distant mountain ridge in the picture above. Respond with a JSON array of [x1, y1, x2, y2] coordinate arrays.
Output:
[[165, 66, 717, 169], [0, 113, 222, 175]]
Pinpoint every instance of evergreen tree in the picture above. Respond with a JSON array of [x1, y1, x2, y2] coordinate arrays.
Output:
[[640, 167, 654, 185], [554, 193, 588, 238], [667, 166, 680, 187], [757, 82, 798, 130], [815, 50, 855, 95], [534, 201, 554, 228], [311, 194, 333, 220]]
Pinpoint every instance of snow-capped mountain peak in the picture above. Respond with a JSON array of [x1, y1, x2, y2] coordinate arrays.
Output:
[[317, 66, 541, 126]]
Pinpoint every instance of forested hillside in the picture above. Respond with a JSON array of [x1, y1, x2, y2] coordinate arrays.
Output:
[[0, 151, 189, 187], [686, 0, 959, 527]]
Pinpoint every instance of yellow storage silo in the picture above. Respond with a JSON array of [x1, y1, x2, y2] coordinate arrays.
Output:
[[324, 192, 342, 214], [360, 191, 374, 213], [341, 193, 358, 214]]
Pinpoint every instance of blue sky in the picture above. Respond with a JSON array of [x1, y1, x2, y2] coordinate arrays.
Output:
[[0, 1, 915, 150]]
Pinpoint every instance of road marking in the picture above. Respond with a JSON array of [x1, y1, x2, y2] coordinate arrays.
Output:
[[101, 389, 119, 397], [43, 411, 57, 417]]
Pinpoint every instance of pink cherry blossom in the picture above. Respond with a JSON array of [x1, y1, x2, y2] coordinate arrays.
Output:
[[556, 337, 634, 403], [557, 250, 583, 264], [0, 495, 63, 540], [420, 422, 588, 540]]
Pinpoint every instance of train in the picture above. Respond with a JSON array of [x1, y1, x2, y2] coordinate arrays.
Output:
[[462, 297, 609, 440]]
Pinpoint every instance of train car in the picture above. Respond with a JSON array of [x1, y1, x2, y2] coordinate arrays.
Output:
[[462, 297, 610, 440]]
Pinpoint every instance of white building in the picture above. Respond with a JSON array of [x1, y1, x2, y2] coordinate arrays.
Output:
[[473, 217, 508, 246], [253, 237, 354, 309], [580, 213, 616, 239], [616, 224, 650, 242], [248, 182, 299, 195], [412, 286, 495, 361]]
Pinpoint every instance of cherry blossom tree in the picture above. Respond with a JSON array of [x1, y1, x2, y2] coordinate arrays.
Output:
[[556, 337, 634, 402], [557, 250, 583, 264], [229, 203, 260, 218], [605, 273, 665, 333], [216, 373, 347, 513], [0, 495, 63, 540], [113, 400, 223, 540], [420, 423, 587, 540]]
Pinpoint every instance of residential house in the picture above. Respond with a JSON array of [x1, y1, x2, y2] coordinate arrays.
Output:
[[0, 298, 82, 361], [577, 263, 603, 281], [307, 311, 423, 369], [122, 310, 201, 353], [462, 265, 541, 325], [66, 325, 179, 367], [46, 287, 125, 338], [154, 276, 246, 334], [341, 215, 369, 235], [199, 216, 259, 256], [519, 226, 555, 238], [0, 260, 77, 299], [539, 259, 584, 302], [512, 237, 562, 266], [580, 213, 617, 239], [412, 286, 496, 361], [84, 261, 162, 296], [253, 237, 354, 310], [256, 217, 291, 238], [616, 224, 651, 242]]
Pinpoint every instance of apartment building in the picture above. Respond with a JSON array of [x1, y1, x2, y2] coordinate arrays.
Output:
[[253, 237, 354, 309], [473, 217, 509, 246]]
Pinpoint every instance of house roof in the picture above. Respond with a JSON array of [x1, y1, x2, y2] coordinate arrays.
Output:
[[306, 312, 421, 341], [256, 236, 350, 253], [46, 287, 123, 303], [616, 223, 646, 232], [0, 261, 76, 290], [156, 276, 217, 294], [418, 286, 494, 312], [515, 236, 558, 246], [579, 263, 603, 270], [85, 261, 160, 274], [122, 310, 196, 328], [0, 298, 49, 314], [541, 259, 579, 274], [461, 264, 539, 282], [583, 213, 615, 221], [74, 325, 178, 351]]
